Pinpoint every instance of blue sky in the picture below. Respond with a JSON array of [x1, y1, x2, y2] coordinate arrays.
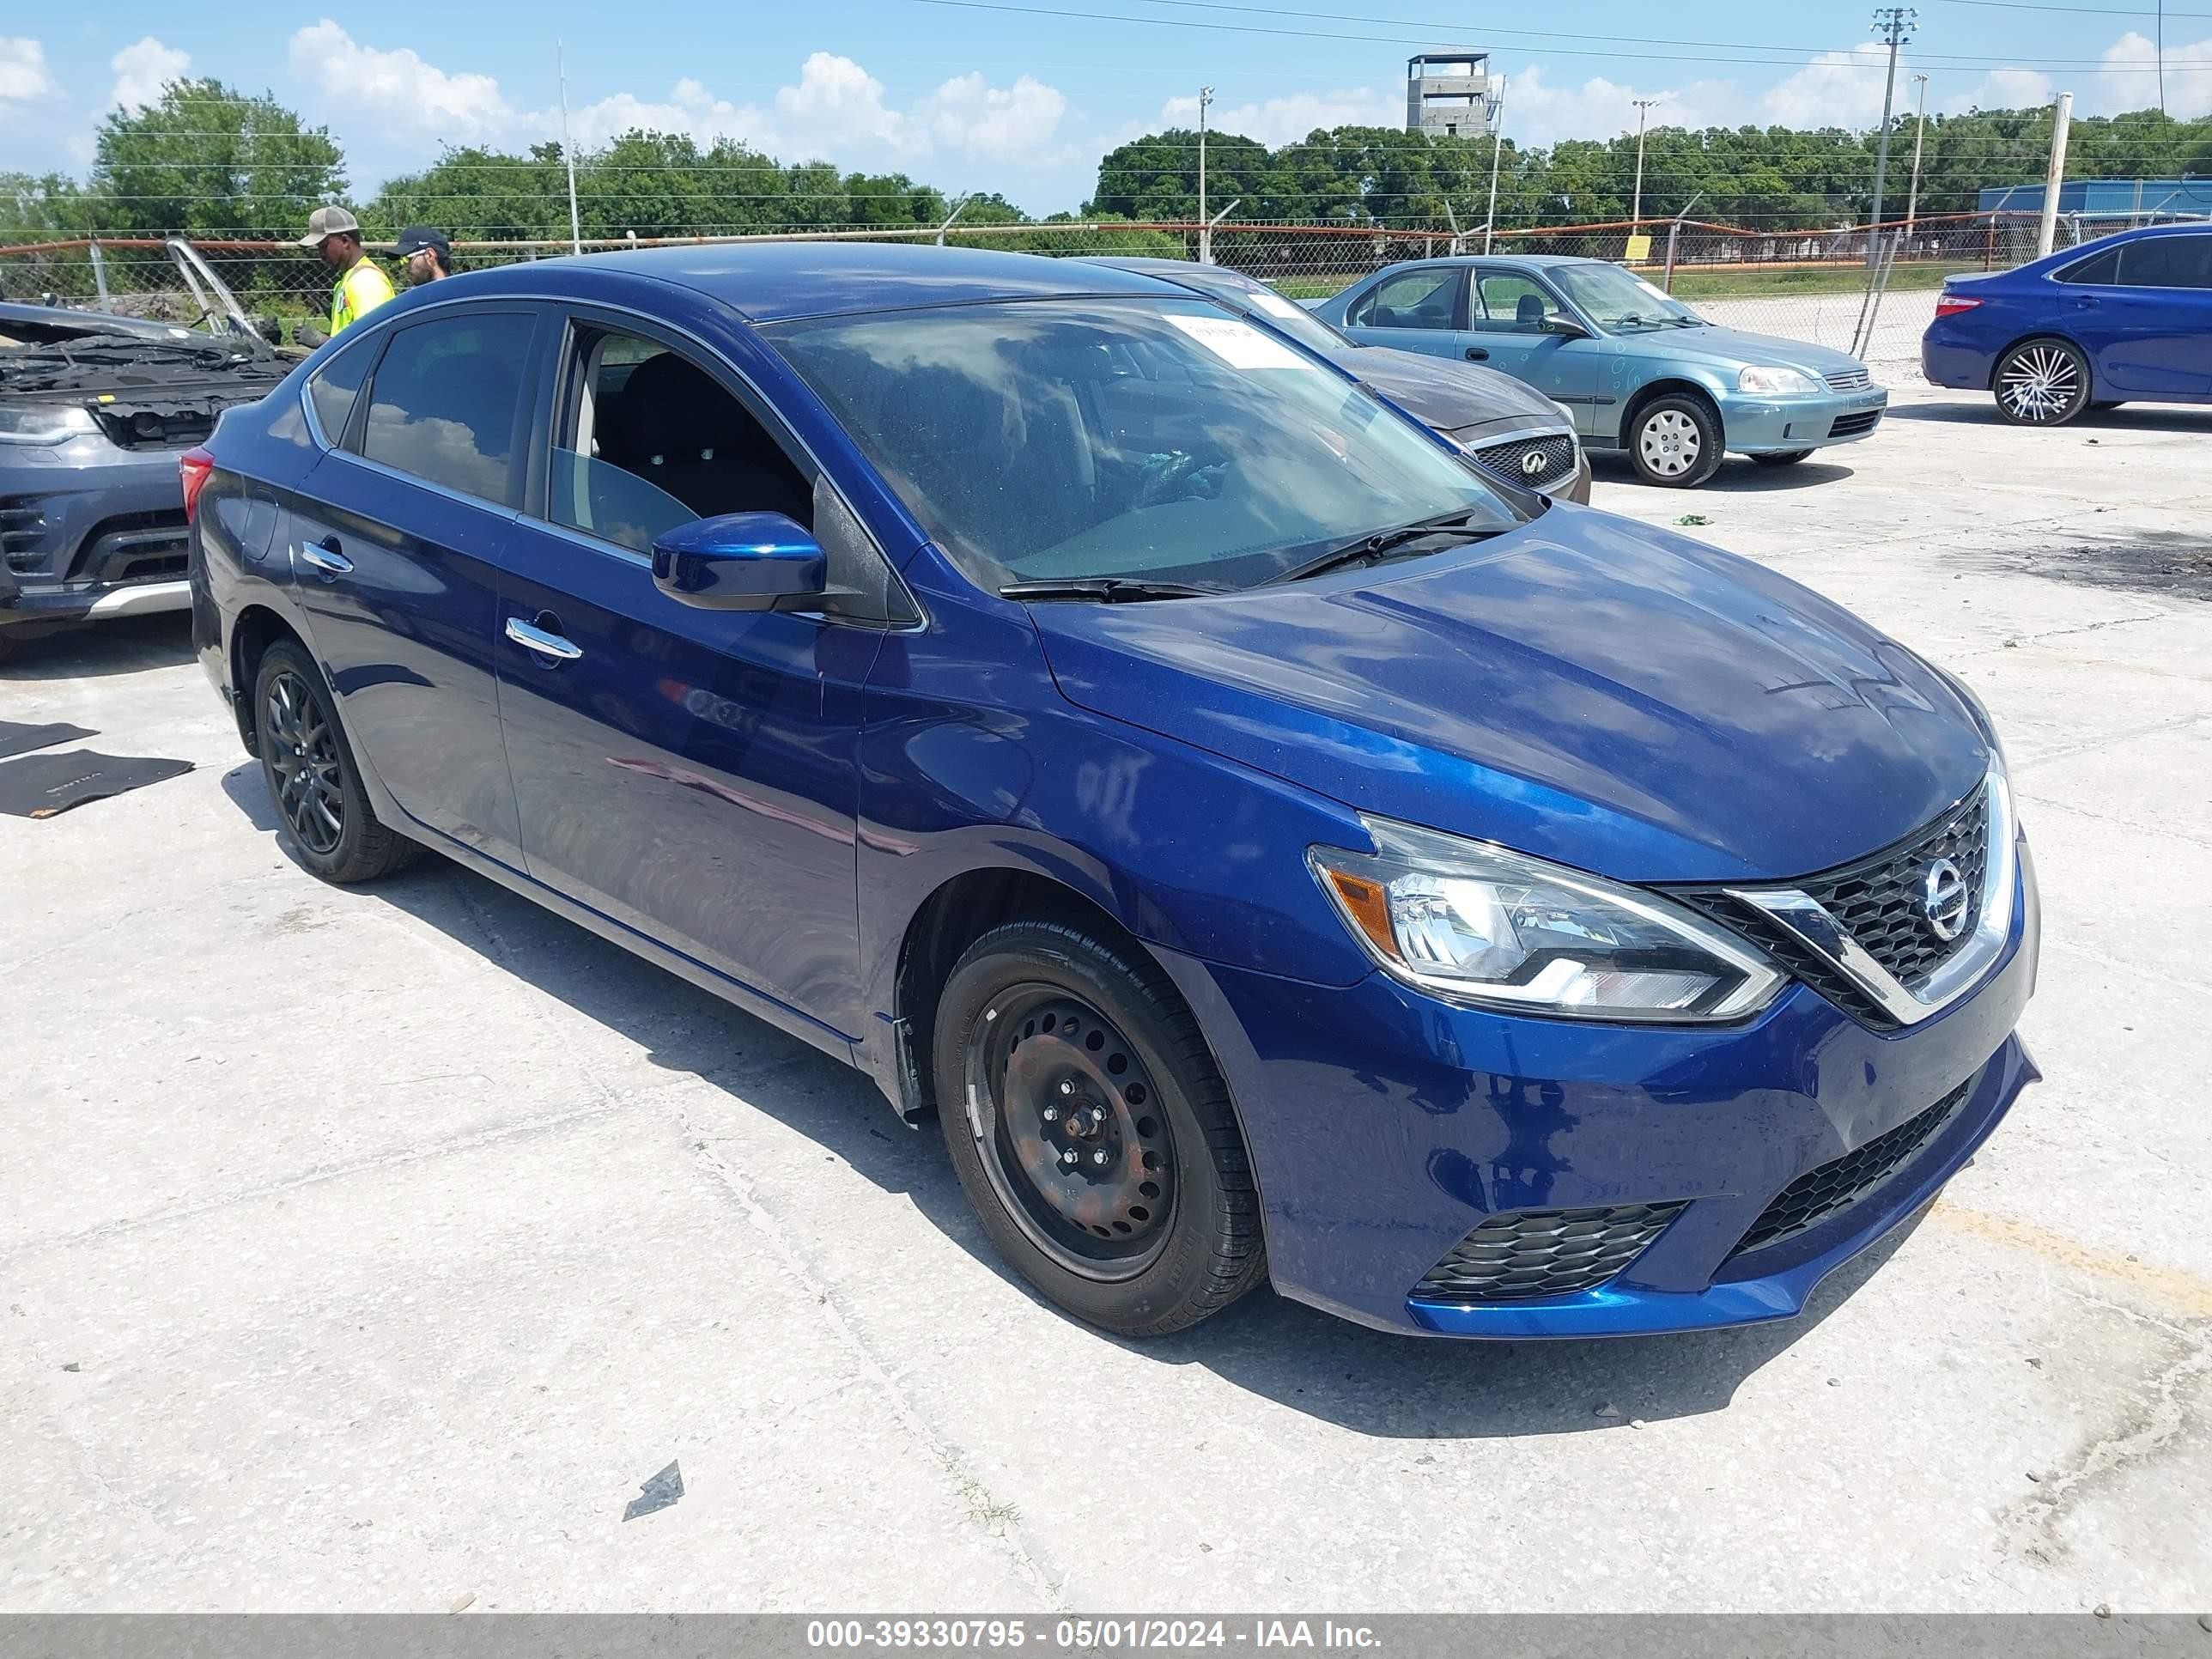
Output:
[[2, 0, 2205, 216]]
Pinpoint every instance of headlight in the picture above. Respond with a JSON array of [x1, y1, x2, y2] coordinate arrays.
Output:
[[1310, 817, 1784, 1022], [0, 404, 100, 445], [1737, 365, 1821, 396]]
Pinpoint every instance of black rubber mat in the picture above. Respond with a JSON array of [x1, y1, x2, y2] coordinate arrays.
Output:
[[0, 720, 97, 761], [0, 750, 194, 818]]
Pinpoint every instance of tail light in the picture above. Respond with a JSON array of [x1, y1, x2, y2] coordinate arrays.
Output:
[[179, 447, 215, 523], [1934, 294, 1984, 319]]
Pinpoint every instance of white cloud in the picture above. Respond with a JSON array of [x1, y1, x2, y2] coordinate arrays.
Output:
[[1942, 67, 2056, 116], [109, 37, 190, 112], [0, 35, 61, 102], [287, 20, 514, 137], [917, 71, 1068, 161], [2087, 30, 2212, 119], [1757, 45, 1903, 129], [1155, 87, 1398, 148], [1502, 67, 1741, 149]]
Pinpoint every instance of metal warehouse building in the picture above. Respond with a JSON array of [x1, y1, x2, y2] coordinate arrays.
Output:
[[1978, 178, 2212, 216]]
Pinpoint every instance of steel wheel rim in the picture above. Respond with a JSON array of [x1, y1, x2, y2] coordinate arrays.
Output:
[[1999, 345, 2081, 422], [264, 671, 344, 855], [1639, 408, 1701, 476], [962, 985, 1176, 1281]]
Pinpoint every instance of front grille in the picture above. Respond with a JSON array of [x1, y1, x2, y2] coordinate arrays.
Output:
[[1672, 784, 1989, 1029], [1825, 368, 1873, 392], [1730, 1079, 1972, 1256], [1828, 409, 1882, 438], [1413, 1202, 1685, 1302], [1469, 432, 1577, 491]]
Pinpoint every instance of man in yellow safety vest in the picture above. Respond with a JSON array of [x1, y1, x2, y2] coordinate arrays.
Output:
[[299, 205, 396, 336]]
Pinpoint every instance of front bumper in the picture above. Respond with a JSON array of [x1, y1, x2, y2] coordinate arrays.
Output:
[[0, 441, 193, 631], [1158, 845, 2039, 1339], [1718, 386, 1889, 454]]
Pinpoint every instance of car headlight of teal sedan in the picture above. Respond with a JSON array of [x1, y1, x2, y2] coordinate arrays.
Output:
[[1738, 365, 1824, 396]]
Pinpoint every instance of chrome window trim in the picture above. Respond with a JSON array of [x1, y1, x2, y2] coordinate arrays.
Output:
[[1726, 765, 2018, 1028]]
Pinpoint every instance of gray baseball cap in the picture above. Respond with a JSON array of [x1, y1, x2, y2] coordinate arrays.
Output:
[[298, 205, 361, 246]]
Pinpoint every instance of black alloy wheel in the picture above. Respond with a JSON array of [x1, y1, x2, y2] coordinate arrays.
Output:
[[252, 640, 416, 884]]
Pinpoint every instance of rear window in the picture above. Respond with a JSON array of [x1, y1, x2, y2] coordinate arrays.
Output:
[[359, 312, 534, 507]]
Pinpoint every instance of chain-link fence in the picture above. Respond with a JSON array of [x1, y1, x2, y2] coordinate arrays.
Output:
[[5, 209, 2197, 372]]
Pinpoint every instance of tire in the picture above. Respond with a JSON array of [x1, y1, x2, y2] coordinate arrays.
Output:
[[933, 919, 1266, 1336], [252, 640, 416, 884], [1751, 449, 1814, 467], [1993, 338, 2091, 426], [1626, 392, 1724, 487]]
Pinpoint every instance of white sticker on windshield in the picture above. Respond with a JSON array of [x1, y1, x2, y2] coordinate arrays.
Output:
[[1249, 290, 1304, 319], [1165, 312, 1315, 370]]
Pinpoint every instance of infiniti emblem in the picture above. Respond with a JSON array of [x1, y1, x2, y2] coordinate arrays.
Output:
[[1920, 857, 1969, 942], [1522, 449, 1549, 479]]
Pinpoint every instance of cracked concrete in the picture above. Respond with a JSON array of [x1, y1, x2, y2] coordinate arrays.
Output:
[[3, 385, 2209, 1611]]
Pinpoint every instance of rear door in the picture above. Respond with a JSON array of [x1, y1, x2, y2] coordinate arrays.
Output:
[[491, 309, 896, 1041], [1338, 266, 1469, 363], [2074, 234, 2212, 397], [1466, 266, 1599, 432], [290, 304, 544, 865]]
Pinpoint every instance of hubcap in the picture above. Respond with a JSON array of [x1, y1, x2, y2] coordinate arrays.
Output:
[[264, 671, 344, 855], [963, 989, 1173, 1280], [1999, 345, 2081, 422], [1639, 408, 1702, 476]]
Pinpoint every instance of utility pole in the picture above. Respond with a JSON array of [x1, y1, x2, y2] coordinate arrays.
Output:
[[1904, 72, 1929, 234], [558, 42, 582, 257], [2158, 0, 2166, 112], [1865, 7, 1917, 265], [1631, 97, 1661, 226], [2036, 91, 2074, 257], [1197, 86, 1213, 264], [1483, 76, 1507, 253]]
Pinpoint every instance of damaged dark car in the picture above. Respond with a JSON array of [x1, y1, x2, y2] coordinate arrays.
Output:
[[1, 242, 290, 658]]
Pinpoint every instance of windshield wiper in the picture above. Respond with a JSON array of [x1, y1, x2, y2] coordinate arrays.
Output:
[[1264, 509, 1500, 586], [1662, 315, 1709, 327], [1000, 577, 1223, 603]]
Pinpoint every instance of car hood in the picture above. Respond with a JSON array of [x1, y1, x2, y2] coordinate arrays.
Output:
[[1030, 509, 1986, 883], [1640, 325, 1875, 382], [1322, 343, 1569, 432]]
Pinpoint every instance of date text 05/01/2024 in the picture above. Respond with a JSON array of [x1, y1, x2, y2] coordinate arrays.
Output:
[[805, 1620, 1384, 1650]]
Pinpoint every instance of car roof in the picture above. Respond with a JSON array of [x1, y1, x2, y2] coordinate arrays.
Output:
[[457, 240, 1192, 324]]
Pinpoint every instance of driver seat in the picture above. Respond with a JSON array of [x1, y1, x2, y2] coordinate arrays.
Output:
[[1515, 294, 1547, 331]]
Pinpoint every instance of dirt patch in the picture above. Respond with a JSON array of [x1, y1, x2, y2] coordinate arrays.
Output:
[[1967, 529, 2212, 601]]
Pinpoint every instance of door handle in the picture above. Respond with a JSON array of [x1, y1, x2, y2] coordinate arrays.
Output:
[[2069, 295, 2100, 308], [505, 615, 582, 663], [298, 538, 352, 576], [1465, 346, 1490, 361]]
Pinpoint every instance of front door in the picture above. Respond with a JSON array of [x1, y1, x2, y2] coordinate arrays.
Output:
[[1466, 267, 1599, 432], [492, 314, 882, 1040], [290, 306, 543, 865]]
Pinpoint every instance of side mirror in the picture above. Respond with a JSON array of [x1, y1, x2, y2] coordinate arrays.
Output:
[[652, 512, 826, 612], [1541, 317, 1590, 340]]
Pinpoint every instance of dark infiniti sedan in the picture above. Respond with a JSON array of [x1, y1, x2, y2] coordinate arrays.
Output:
[[188, 244, 2035, 1341], [1082, 256, 1591, 501]]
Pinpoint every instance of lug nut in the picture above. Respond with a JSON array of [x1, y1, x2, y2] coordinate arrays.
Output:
[[1092, 1150, 1109, 1166], [1060, 1149, 1077, 1166], [1060, 1080, 1073, 1095], [1042, 1106, 1060, 1122]]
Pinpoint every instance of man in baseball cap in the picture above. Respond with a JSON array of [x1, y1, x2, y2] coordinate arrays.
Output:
[[392, 225, 453, 286], [299, 205, 395, 336]]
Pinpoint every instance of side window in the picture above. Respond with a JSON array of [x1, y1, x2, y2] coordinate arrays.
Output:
[[306, 334, 376, 446], [2116, 236, 2212, 289], [549, 326, 811, 558], [359, 313, 534, 506], [1473, 271, 1571, 333], [2057, 247, 2119, 286], [1347, 270, 1461, 330]]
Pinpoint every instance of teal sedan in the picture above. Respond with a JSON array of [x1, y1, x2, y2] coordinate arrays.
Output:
[[1310, 255, 1887, 489]]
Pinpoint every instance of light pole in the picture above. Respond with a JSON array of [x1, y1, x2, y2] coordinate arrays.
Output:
[[1631, 97, 1661, 226], [1903, 72, 1929, 236], [1865, 7, 1917, 264], [1198, 86, 1213, 264]]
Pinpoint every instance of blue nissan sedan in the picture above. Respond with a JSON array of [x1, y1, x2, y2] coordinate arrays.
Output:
[[187, 244, 2037, 1341], [1310, 254, 1888, 488]]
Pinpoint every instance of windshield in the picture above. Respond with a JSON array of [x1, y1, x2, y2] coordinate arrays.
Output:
[[766, 298, 1518, 592], [1194, 276, 1354, 356], [1549, 263, 1705, 332]]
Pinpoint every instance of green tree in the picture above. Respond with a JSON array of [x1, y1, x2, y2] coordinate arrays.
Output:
[[91, 78, 345, 236]]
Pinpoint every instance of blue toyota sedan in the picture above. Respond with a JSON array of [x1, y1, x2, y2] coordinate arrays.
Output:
[[187, 244, 2037, 1341], [1310, 254, 1887, 487], [1923, 222, 2212, 424]]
